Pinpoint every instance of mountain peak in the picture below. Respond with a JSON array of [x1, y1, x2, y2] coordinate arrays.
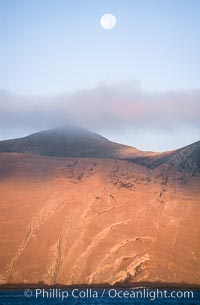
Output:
[[0, 126, 140, 159], [0, 127, 199, 171]]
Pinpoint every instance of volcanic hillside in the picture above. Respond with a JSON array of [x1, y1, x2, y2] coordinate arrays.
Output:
[[0, 128, 199, 287], [0, 126, 144, 159]]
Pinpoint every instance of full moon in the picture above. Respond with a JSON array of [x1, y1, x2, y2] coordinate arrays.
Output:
[[100, 13, 117, 30]]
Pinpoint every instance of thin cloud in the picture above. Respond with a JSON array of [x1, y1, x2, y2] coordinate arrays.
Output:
[[0, 83, 199, 143]]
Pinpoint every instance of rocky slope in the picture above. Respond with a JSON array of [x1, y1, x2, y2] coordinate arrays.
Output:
[[0, 150, 199, 286], [126, 141, 200, 172]]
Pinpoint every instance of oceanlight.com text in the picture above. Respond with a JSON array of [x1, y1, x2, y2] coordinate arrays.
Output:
[[24, 288, 194, 301]]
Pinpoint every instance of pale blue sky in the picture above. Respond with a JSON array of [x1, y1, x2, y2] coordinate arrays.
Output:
[[0, 0, 199, 150], [0, 0, 200, 94]]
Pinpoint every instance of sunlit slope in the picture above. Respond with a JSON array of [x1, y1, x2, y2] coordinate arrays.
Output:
[[0, 153, 199, 286]]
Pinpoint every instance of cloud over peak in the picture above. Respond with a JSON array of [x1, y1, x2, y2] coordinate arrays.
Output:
[[0, 83, 199, 150]]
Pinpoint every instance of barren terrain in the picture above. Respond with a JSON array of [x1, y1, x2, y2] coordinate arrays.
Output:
[[0, 141, 199, 286]]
